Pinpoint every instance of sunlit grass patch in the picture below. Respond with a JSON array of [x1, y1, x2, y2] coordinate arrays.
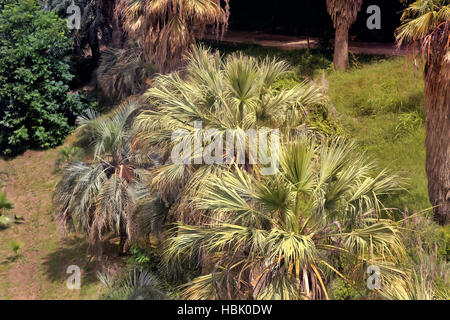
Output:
[[327, 57, 428, 212]]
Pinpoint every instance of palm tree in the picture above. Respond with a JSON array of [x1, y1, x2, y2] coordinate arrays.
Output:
[[96, 47, 157, 103], [115, 0, 230, 72], [164, 137, 407, 299], [396, 0, 450, 225], [53, 99, 159, 253], [99, 268, 167, 300], [326, 0, 364, 70], [133, 46, 327, 225]]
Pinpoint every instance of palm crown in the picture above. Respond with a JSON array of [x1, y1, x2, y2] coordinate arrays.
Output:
[[396, 0, 450, 45], [116, 0, 230, 71], [165, 137, 407, 300], [53, 99, 158, 252], [133, 46, 327, 224]]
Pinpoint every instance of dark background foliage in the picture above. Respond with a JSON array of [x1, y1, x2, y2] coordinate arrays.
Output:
[[228, 0, 405, 42]]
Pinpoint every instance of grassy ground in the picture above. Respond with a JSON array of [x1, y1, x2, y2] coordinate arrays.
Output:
[[327, 57, 428, 212], [0, 148, 123, 299]]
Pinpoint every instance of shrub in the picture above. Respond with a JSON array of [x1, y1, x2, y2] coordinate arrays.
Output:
[[7, 239, 23, 256], [328, 278, 361, 300], [0, 190, 13, 229], [0, 0, 88, 156], [0, 215, 12, 229], [98, 268, 167, 300]]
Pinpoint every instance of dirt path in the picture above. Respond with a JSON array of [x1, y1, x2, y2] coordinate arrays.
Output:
[[0, 149, 122, 300], [203, 31, 405, 56]]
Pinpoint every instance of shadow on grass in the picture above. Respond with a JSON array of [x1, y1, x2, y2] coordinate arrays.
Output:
[[200, 40, 386, 78], [41, 235, 125, 286], [1, 254, 23, 264]]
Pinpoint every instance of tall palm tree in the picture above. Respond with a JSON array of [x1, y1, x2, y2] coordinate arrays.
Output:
[[396, 0, 450, 225], [53, 99, 159, 253], [326, 0, 364, 70], [133, 46, 327, 225], [164, 137, 407, 300], [116, 0, 230, 72]]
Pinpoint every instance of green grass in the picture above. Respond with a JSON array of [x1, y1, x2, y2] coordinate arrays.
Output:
[[0, 148, 111, 299], [328, 58, 424, 117], [327, 57, 429, 212]]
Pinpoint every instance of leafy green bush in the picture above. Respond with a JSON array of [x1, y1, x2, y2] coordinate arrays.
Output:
[[328, 278, 361, 300], [0, 0, 89, 156], [128, 244, 152, 269]]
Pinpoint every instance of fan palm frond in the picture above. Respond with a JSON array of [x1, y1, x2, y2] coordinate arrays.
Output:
[[116, 0, 230, 71], [99, 268, 167, 300], [133, 47, 327, 223], [164, 137, 407, 300]]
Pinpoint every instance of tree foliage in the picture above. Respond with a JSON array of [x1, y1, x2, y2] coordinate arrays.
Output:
[[0, 0, 87, 155], [96, 47, 157, 103], [164, 137, 407, 300], [326, 0, 364, 70], [326, 0, 364, 30], [134, 46, 327, 224], [41, 0, 112, 59], [116, 0, 230, 72], [53, 99, 160, 253]]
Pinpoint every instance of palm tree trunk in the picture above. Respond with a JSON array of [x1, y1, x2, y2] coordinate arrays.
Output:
[[111, 16, 124, 48], [88, 27, 100, 61], [99, 0, 123, 48], [425, 53, 450, 225], [119, 227, 130, 254], [110, 0, 124, 48], [333, 23, 349, 70]]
